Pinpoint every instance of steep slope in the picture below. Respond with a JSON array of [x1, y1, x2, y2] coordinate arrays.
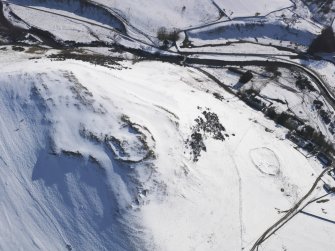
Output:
[[93, 0, 222, 34], [0, 48, 333, 250]]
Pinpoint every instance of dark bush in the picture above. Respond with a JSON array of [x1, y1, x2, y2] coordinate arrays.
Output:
[[265, 65, 281, 77], [157, 27, 180, 42], [12, 46, 25, 52], [213, 92, 224, 101], [295, 76, 316, 91], [320, 109, 331, 124], [181, 36, 193, 48], [313, 99, 324, 109], [265, 107, 278, 120], [239, 70, 253, 84], [277, 112, 291, 127], [298, 124, 314, 138], [297, 125, 333, 152]]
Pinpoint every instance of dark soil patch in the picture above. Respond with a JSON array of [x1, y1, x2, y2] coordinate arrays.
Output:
[[48, 52, 123, 68]]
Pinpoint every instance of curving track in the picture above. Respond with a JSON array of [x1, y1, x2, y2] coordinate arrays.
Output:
[[250, 165, 334, 251]]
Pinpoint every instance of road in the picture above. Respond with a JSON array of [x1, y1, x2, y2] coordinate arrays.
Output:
[[2, 2, 335, 250], [1, 0, 159, 49], [4, 0, 334, 111], [181, 56, 335, 110], [250, 165, 334, 251]]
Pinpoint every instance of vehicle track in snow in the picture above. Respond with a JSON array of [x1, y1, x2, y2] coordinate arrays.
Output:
[[229, 152, 244, 250], [189, 65, 245, 249], [228, 124, 255, 250], [250, 165, 334, 251]]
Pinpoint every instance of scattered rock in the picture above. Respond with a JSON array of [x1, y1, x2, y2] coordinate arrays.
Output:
[[186, 109, 226, 162]]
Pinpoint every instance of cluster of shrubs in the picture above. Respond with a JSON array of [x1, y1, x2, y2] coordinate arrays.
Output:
[[239, 70, 253, 84], [295, 76, 316, 91], [157, 27, 180, 42], [320, 109, 332, 124], [299, 125, 333, 152], [265, 65, 282, 78], [265, 107, 334, 152], [11, 46, 25, 52], [265, 108, 302, 130], [313, 99, 334, 133], [313, 99, 324, 109], [329, 121, 335, 135]]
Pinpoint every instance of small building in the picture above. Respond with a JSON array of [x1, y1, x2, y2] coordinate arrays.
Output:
[[328, 169, 335, 180], [239, 91, 266, 111], [244, 96, 266, 111], [323, 183, 332, 192], [317, 152, 333, 167], [302, 141, 316, 153], [286, 132, 307, 148]]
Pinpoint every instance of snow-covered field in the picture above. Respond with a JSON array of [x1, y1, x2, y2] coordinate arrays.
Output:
[[0, 48, 333, 250], [4, 0, 321, 51], [215, 0, 293, 18], [185, 9, 321, 52], [96, 0, 220, 34]]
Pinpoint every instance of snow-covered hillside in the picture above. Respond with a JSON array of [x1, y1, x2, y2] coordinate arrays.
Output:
[[0, 48, 334, 251], [1, 0, 335, 250], [2, 0, 322, 50]]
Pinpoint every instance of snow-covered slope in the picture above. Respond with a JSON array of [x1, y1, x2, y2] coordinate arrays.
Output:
[[1, 0, 335, 250], [95, 0, 292, 31], [96, 0, 221, 35], [214, 0, 292, 18], [3, 0, 316, 49], [0, 48, 333, 251]]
